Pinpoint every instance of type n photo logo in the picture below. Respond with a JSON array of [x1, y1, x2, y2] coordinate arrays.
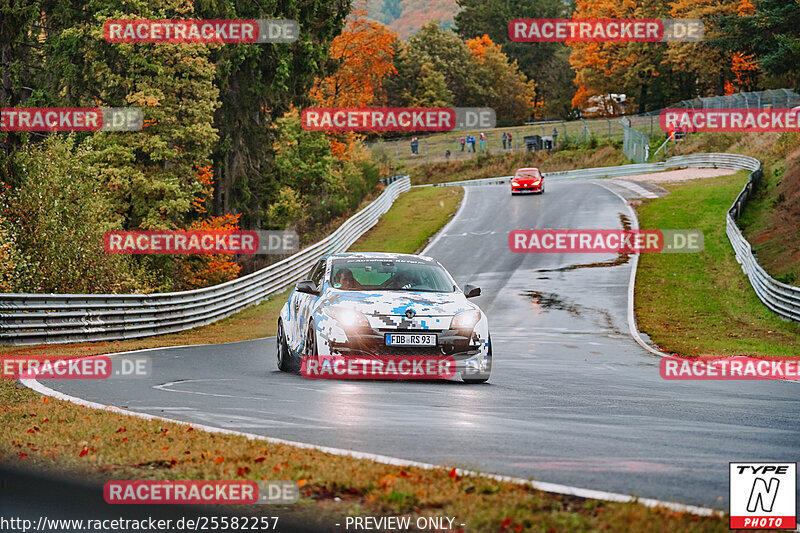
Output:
[[729, 462, 796, 530]]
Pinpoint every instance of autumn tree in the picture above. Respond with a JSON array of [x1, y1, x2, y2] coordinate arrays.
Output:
[[311, 10, 398, 160], [312, 11, 398, 108], [174, 213, 243, 289], [465, 35, 536, 124], [1, 136, 139, 293], [455, 0, 573, 118], [667, 0, 739, 97], [710, 0, 800, 89], [568, 0, 629, 115], [569, 0, 690, 115]]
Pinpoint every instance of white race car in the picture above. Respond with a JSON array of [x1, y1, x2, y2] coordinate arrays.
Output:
[[277, 252, 492, 383]]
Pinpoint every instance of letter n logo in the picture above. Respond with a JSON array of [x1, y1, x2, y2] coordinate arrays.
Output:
[[747, 477, 779, 512]]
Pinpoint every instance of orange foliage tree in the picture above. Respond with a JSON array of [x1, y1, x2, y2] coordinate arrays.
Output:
[[310, 9, 398, 160], [568, 0, 631, 116], [727, 0, 759, 92], [175, 166, 243, 290]]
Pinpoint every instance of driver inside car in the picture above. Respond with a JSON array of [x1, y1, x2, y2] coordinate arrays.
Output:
[[333, 268, 358, 290]]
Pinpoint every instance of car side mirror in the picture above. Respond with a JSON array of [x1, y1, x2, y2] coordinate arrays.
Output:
[[464, 284, 481, 298], [296, 280, 319, 296]]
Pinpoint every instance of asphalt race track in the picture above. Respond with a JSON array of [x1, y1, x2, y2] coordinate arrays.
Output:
[[38, 180, 800, 510]]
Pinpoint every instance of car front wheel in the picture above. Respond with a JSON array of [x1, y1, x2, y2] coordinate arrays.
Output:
[[304, 322, 317, 357]]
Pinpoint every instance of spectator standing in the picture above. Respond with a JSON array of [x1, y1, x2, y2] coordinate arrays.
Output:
[[502, 132, 508, 150], [507, 132, 513, 150], [445, 149, 451, 160], [460, 136, 466, 152], [479, 132, 486, 151], [552, 127, 558, 147]]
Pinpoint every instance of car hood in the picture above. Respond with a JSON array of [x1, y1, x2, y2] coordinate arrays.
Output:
[[322, 290, 474, 330]]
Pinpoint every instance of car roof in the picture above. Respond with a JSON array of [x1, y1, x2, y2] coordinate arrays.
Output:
[[327, 252, 436, 263], [516, 167, 540, 172]]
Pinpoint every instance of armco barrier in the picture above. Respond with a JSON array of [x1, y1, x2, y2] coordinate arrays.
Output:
[[420, 153, 799, 324], [0, 176, 410, 345], [416, 153, 761, 187]]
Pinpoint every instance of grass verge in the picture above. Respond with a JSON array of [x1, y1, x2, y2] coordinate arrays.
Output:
[[669, 131, 800, 286], [349, 186, 463, 254], [635, 170, 800, 357]]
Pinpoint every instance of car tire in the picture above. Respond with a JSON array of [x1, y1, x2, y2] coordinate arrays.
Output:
[[304, 322, 317, 357], [276, 320, 293, 372], [463, 335, 492, 384]]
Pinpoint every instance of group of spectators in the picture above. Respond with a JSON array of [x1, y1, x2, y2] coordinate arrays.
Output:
[[412, 129, 560, 159], [455, 131, 516, 153]]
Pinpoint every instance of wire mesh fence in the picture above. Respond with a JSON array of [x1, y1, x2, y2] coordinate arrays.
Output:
[[672, 89, 800, 110], [366, 88, 800, 166], [622, 118, 651, 164]]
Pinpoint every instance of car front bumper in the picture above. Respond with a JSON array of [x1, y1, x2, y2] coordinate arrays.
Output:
[[511, 185, 542, 193], [325, 327, 489, 378]]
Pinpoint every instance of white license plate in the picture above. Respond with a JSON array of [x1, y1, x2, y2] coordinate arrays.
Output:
[[385, 333, 437, 346]]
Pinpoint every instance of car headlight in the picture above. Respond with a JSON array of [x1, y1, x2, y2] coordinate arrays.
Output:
[[532, 178, 541, 184], [511, 180, 520, 186], [325, 306, 370, 329], [451, 309, 481, 329]]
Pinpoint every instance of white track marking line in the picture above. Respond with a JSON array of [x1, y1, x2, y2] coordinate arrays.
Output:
[[421, 187, 470, 255], [153, 379, 269, 401], [19, 343, 721, 517]]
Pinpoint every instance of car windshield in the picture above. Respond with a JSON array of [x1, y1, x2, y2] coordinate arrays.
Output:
[[330, 259, 454, 292], [516, 170, 541, 179]]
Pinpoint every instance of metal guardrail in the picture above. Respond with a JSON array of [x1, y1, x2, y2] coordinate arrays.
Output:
[[419, 153, 799, 324], [416, 154, 762, 187], [725, 166, 800, 323], [0, 176, 411, 345]]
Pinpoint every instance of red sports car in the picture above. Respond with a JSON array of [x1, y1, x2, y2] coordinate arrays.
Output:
[[511, 167, 544, 194]]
